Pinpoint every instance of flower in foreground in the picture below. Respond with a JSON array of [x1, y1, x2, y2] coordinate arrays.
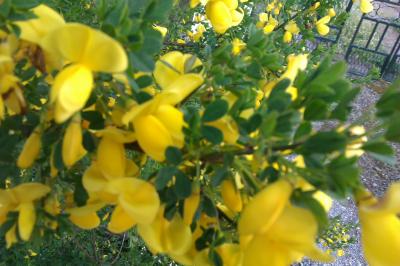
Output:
[[358, 182, 400, 265], [0, 183, 50, 248], [315, 16, 331, 36], [238, 179, 332, 266], [205, 0, 244, 34], [44, 23, 128, 123]]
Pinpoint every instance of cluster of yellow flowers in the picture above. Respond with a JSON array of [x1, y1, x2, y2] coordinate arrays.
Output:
[[1, 2, 398, 266]]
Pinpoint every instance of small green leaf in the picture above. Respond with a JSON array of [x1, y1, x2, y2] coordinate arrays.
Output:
[[201, 125, 223, 145], [165, 146, 182, 165], [202, 196, 217, 217], [156, 166, 175, 190], [303, 132, 346, 154], [202, 99, 229, 122], [174, 171, 192, 199], [362, 141, 395, 165], [304, 100, 328, 121]]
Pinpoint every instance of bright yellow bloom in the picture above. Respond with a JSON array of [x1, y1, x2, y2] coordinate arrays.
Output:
[[358, 182, 400, 265], [67, 200, 105, 230], [17, 128, 42, 169], [345, 125, 367, 158], [281, 54, 308, 82], [83, 159, 159, 233], [353, 0, 374, 13], [232, 38, 246, 55], [138, 207, 192, 258], [284, 21, 300, 43], [316, 16, 331, 36], [263, 16, 278, 34], [221, 180, 243, 212], [310, 2, 321, 11], [62, 115, 86, 167], [328, 8, 336, 17], [153, 24, 168, 37], [259, 12, 268, 23], [205, 0, 244, 34], [183, 187, 200, 225], [123, 52, 203, 161], [238, 180, 332, 266], [45, 23, 128, 123], [0, 183, 50, 247]]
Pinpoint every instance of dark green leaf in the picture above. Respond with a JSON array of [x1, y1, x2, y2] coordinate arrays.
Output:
[[201, 126, 223, 145], [165, 146, 182, 165], [202, 99, 229, 122], [156, 166, 176, 190], [174, 171, 192, 199], [362, 141, 395, 165]]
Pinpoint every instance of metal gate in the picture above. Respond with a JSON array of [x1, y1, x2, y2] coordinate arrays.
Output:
[[345, 0, 400, 81]]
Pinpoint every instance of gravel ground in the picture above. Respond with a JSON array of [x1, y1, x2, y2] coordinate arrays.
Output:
[[300, 86, 400, 266]]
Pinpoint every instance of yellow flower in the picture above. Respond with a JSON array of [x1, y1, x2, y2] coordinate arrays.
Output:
[[358, 182, 400, 265], [238, 179, 332, 266], [310, 2, 321, 11], [284, 21, 300, 43], [123, 52, 203, 161], [17, 128, 42, 169], [206, 116, 239, 145], [0, 183, 51, 247], [82, 160, 160, 233], [183, 187, 201, 225], [328, 8, 336, 17], [345, 125, 367, 158], [259, 12, 268, 23], [281, 54, 308, 82], [353, 0, 374, 13], [232, 38, 246, 55], [316, 16, 331, 36], [221, 180, 243, 212], [205, 0, 244, 34], [263, 16, 278, 34], [153, 24, 168, 37], [67, 200, 105, 230], [62, 115, 87, 168], [138, 207, 192, 258], [45, 23, 128, 123]]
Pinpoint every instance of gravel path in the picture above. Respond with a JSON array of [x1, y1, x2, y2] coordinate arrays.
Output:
[[300, 86, 400, 266]]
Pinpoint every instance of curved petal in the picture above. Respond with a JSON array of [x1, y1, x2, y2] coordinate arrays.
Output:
[[134, 114, 173, 161], [154, 105, 185, 148], [5, 225, 18, 248], [17, 130, 42, 169], [97, 137, 126, 178], [206, 117, 239, 145], [160, 74, 204, 106], [154, 51, 185, 89], [108, 206, 136, 234], [221, 180, 242, 212], [165, 215, 192, 255], [137, 208, 166, 253], [110, 178, 160, 224], [206, 1, 233, 34], [217, 243, 243, 266], [62, 119, 86, 167], [95, 127, 136, 143], [238, 179, 292, 236], [82, 163, 109, 193], [69, 212, 100, 230], [12, 183, 50, 203], [15, 5, 65, 45], [362, 182, 400, 214], [51, 64, 93, 123], [230, 8, 244, 26], [18, 202, 36, 241]]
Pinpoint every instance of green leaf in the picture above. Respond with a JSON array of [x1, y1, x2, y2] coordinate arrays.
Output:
[[303, 132, 346, 154], [202, 196, 217, 217], [211, 168, 228, 187], [311, 61, 347, 86], [385, 117, 400, 142], [82, 111, 105, 130], [165, 146, 182, 165], [74, 174, 89, 207], [53, 141, 64, 171], [201, 125, 223, 145], [294, 122, 312, 142], [136, 75, 153, 88], [0, 0, 11, 17], [155, 166, 175, 190], [304, 100, 328, 121], [130, 51, 155, 72], [83, 131, 96, 153], [202, 99, 229, 122], [174, 171, 192, 199], [208, 249, 223, 266], [362, 141, 395, 165]]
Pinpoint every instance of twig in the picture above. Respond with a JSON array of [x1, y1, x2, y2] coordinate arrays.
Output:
[[110, 233, 127, 265]]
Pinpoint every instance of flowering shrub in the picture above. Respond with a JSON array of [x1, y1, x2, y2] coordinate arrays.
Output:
[[0, 0, 399, 265]]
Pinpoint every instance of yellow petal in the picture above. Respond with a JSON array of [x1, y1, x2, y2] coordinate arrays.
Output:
[[18, 202, 36, 241], [284, 31, 293, 43], [161, 74, 204, 106], [154, 105, 185, 148], [230, 8, 244, 26], [47, 23, 127, 72], [317, 24, 330, 36], [11, 183, 51, 203], [69, 212, 100, 230], [206, 1, 233, 34], [360, 0, 373, 13], [221, 180, 242, 212], [360, 210, 400, 265], [362, 182, 400, 214], [51, 64, 93, 123], [137, 208, 166, 253], [206, 117, 239, 145], [165, 215, 192, 255], [108, 205, 137, 234], [238, 179, 292, 236], [62, 118, 86, 167], [97, 137, 126, 178], [15, 5, 65, 45], [134, 114, 173, 161], [154, 51, 185, 89], [17, 130, 42, 169], [82, 163, 109, 193], [217, 244, 243, 266], [5, 225, 18, 249], [110, 178, 160, 224], [183, 190, 200, 225]]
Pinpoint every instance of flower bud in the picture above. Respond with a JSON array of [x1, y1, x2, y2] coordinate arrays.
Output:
[[183, 186, 200, 225], [221, 180, 242, 212], [17, 129, 42, 169], [62, 117, 86, 167]]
